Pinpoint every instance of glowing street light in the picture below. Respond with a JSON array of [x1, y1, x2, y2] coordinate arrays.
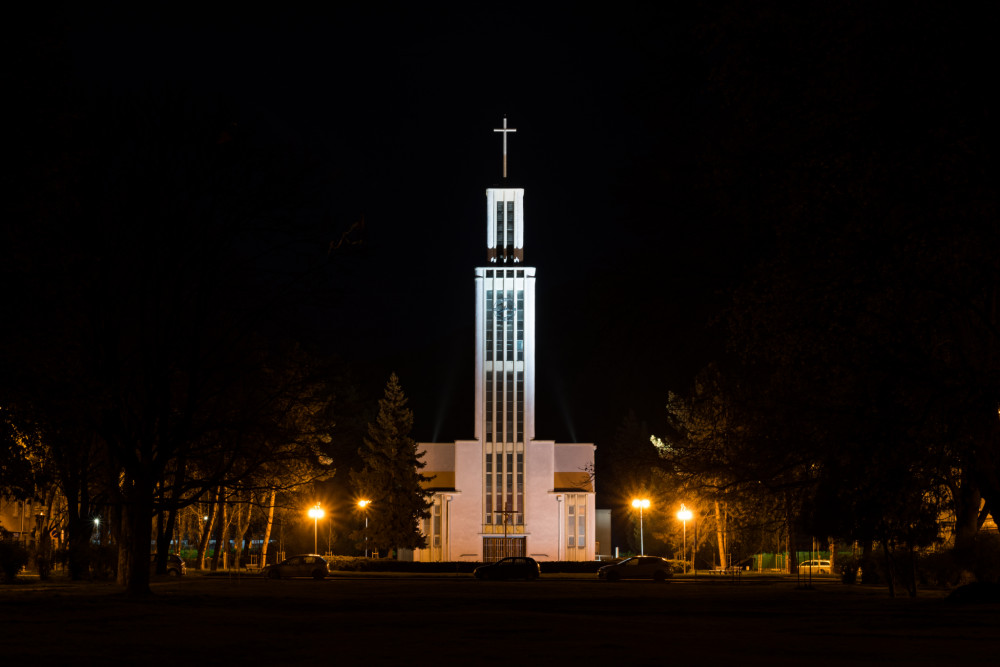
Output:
[[358, 500, 371, 557], [677, 504, 693, 573], [307, 504, 325, 555], [632, 498, 651, 556]]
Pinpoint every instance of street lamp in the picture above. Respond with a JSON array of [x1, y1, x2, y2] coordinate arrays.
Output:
[[358, 500, 370, 557], [307, 504, 324, 555], [631, 499, 650, 556], [677, 504, 693, 574]]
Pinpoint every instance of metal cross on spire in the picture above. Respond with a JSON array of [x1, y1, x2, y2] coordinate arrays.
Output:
[[493, 116, 517, 179]]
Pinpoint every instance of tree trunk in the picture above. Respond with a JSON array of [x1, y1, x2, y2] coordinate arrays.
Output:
[[154, 509, 165, 573], [197, 490, 218, 570], [953, 468, 982, 565], [860, 539, 875, 584], [714, 500, 727, 570], [210, 490, 228, 571], [903, 544, 918, 597], [785, 516, 794, 574], [59, 449, 92, 580], [116, 469, 154, 598], [232, 491, 251, 570], [155, 507, 179, 573], [36, 489, 58, 580], [260, 488, 276, 567], [882, 540, 896, 598]]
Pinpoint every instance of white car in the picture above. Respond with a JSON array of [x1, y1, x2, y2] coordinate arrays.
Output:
[[798, 559, 832, 574]]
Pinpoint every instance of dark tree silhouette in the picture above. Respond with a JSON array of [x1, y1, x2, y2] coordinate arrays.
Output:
[[351, 373, 432, 554]]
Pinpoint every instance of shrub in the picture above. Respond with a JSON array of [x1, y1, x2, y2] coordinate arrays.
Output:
[[90, 545, 117, 580], [323, 557, 605, 574], [916, 550, 961, 587], [972, 532, 1000, 583], [839, 556, 860, 584], [0, 540, 31, 583], [35, 549, 53, 580]]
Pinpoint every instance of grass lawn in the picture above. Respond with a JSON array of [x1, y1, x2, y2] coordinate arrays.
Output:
[[1, 571, 997, 665]]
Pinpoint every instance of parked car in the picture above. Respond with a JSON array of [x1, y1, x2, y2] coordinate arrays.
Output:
[[598, 556, 673, 582], [473, 556, 540, 580], [798, 559, 832, 575], [262, 554, 330, 580], [150, 553, 186, 577]]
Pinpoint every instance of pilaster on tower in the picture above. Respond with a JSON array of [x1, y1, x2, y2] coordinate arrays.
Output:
[[486, 188, 524, 265]]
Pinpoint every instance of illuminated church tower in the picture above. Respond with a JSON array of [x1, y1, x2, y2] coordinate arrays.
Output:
[[414, 118, 595, 563]]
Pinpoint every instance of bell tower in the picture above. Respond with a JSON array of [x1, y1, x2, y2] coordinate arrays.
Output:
[[414, 117, 595, 564], [473, 117, 536, 559], [486, 188, 524, 265]]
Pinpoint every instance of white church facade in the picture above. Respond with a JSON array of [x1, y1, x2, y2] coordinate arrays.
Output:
[[414, 119, 596, 563]]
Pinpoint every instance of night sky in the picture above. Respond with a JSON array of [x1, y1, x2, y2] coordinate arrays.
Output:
[[31, 4, 989, 458]]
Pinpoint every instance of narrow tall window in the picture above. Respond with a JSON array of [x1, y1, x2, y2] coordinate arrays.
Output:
[[516, 452, 524, 523], [485, 370, 493, 442], [506, 201, 514, 248], [506, 452, 514, 511], [506, 370, 514, 442], [485, 455, 493, 523], [567, 504, 576, 548], [505, 290, 514, 358], [516, 371, 524, 443], [433, 501, 442, 548], [496, 202, 504, 249], [486, 290, 494, 362], [516, 290, 524, 361]]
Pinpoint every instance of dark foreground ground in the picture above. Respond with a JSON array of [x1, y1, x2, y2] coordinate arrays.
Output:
[[1, 572, 997, 665]]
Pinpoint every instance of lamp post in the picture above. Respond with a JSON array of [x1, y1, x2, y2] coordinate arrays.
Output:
[[632, 499, 650, 556], [358, 500, 370, 558], [677, 504, 693, 574], [307, 504, 324, 555]]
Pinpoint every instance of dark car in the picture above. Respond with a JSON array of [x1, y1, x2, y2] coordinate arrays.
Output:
[[598, 556, 673, 582], [262, 554, 330, 580], [473, 556, 541, 580], [150, 553, 186, 577]]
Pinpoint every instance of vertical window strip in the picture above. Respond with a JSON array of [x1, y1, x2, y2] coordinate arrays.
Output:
[[433, 501, 442, 548], [506, 452, 514, 512], [567, 502, 576, 547], [496, 281, 504, 360], [516, 289, 524, 360], [496, 202, 503, 249], [506, 371, 514, 442], [485, 453, 494, 523], [506, 201, 514, 248], [486, 290, 493, 362], [516, 452, 524, 523], [485, 370, 493, 442], [505, 290, 514, 357], [516, 370, 524, 443]]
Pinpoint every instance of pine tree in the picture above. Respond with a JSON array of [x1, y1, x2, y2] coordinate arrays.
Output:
[[350, 373, 432, 554]]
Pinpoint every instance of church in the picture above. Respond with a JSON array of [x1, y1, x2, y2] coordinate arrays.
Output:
[[414, 119, 596, 563]]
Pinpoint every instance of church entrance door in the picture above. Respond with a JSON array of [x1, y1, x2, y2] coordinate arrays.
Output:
[[483, 537, 526, 562]]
